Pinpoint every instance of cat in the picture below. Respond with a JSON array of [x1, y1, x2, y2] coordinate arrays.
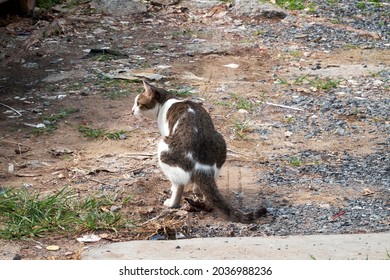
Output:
[[131, 80, 267, 223]]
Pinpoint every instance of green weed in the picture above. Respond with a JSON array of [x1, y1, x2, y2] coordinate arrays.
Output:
[[273, 0, 316, 11], [170, 29, 193, 38], [275, 75, 340, 92], [169, 87, 194, 97], [78, 125, 127, 140], [43, 108, 79, 123], [289, 156, 302, 167], [37, 0, 64, 9], [230, 93, 255, 111], [309, 77, 340, 90], [0, 188, 131, 239], [275, 0, 306, 10], [356, 1, 366, 9], [234, 119, 252, 139], [105, 91, 129, 100], [32, 108, 78, 135]]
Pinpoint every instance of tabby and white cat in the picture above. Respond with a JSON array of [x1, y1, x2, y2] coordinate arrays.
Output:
[[132, 80, 267, 223]]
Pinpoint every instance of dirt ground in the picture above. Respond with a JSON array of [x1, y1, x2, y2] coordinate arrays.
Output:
[[0, 2, 389, 259]]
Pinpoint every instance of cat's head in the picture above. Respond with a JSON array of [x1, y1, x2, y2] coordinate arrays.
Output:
[[132, 80, 164, 120]]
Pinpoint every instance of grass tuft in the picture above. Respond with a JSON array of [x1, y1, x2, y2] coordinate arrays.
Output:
[[234, 119, 252, 139], [230, 93, 255, 111], [78, 125, 127, 140], [32, 108, 78, 135], [0, 188, 132, 239]]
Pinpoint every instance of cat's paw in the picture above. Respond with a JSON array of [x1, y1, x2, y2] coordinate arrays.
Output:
[[164, 199, 180, 208]]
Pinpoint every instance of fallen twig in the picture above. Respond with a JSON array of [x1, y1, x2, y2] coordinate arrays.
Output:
[[331, 211, 345, 220], [140, 210, 177, 226], [0, 102, 22, 116], [122, 152, 157, 158], [14, 173, 42, 177], [0, 139, 31, 147], [82, 48, 128, 59], [266, 102, 304, 112]]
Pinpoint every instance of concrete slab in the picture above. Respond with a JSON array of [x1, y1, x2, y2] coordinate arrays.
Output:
[[82, 232, 390, 260]]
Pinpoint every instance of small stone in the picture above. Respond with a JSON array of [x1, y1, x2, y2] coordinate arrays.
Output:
[[238, 109, 249, 114], [8, 163, 14, 173], [337, 128, 346, 136], [223, 63, 239, 69], [110, 205, 122, 212], [36, 123, 46, 128], [372, 80, 383, 86], [175, 232, 186, 239], [46, 245, 60, 251], [77, 234, 101, 243], [13, 254, 22, 260]]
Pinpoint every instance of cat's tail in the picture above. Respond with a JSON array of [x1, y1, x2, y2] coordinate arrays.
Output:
[[193, 170, 267, 224]]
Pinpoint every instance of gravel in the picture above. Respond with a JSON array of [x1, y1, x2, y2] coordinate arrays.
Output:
[[242, 0, 389, 50], [187, 0, 390, 238]]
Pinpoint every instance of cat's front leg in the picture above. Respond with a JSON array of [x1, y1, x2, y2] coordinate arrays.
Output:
[[164, 184, 184, 208]]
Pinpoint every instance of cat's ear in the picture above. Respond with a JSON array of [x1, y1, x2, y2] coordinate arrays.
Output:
[[142, 80, 159, 100]]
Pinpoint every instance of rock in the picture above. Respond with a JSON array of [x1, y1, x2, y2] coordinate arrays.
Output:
[[224, 63, 240, 69], [93, 0, 147, 15], [182, 0, 221, 9], [110, 205, 122, 212], [51, 147, 74, 156], [231, 0, 287, 20], [8, 163, 14, 173], [46, 245, 60, 251], [77, 234, 102, 243]]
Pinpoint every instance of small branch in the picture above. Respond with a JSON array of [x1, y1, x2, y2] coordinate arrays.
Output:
[[0, 139, 31, 147], [14, 173, 41, 177], [140, 210, 176, 226], [0, 102, 22, 116], [266, 102, 304, 112], [122, 152, 157, 158]]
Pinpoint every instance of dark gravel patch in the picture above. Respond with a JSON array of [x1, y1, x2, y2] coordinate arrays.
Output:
[[258, 151, 390, 188], [245, 0, 390, 50], [189, 195, 390, 237]]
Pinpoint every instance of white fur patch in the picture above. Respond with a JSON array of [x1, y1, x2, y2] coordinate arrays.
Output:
[[132, 94, 159, 120], [157, 99, 183, 136], [172, 120, 180, 134], [131, 95, 140, 116], [186, 152, 194, 160], [186, 151, 220, 177], [195, 162, 219, 175], [158, 140, 169, 154], [159, 161, 191, 186]]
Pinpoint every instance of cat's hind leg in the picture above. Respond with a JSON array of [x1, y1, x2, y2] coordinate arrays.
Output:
[[192, 184, 204, 200], [164, 184, 184, 208], [159, 158, 191, 208]]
